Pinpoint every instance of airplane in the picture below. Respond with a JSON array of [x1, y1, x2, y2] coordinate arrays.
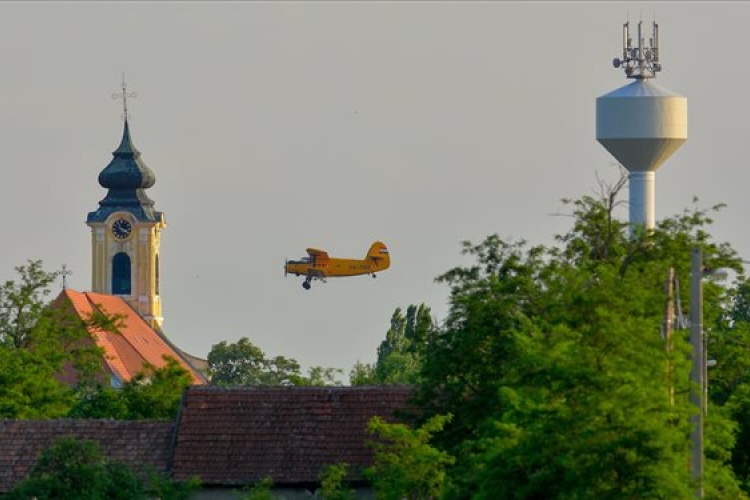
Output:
[[284, 241, 390, 290]]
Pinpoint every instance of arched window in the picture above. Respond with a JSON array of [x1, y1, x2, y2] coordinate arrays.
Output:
[[155, 254, 160, 296], [112, 252, 131, 295]]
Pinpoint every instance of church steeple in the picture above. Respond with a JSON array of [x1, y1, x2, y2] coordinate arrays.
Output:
[[87, 119, 159, 223], [86, 79, 166, 330]]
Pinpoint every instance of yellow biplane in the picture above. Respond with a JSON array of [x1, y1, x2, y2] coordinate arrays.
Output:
[[285, 241, 390, 290]]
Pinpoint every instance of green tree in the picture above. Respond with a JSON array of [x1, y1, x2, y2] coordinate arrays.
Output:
[[7, 436, 198, 499], [208, 337, 341, 386], [375, 304, 433, 385], [238, 477, 278, 500], [350, 304, 435, 386], [318, 463, 355, 500], [0, 260, 59, 348], [349, 360, 377, 385], [305, 365, 344, 387], [708, 275, 750, 492], [69, 357, 193, 420], [120, 357, 193, 419], [364, 414, 455, 500], [415, 183, 746, 498], [0, 261, 111, 418]]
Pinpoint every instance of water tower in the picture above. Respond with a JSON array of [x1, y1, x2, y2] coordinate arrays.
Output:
[[596, 21, 687, 232]]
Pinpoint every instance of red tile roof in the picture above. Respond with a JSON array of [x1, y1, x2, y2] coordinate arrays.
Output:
[[171, 386, 414, 485], [58, 289, 206, 385], [0, 419, 174, 492]]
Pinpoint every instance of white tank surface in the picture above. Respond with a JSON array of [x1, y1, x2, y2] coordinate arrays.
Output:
[[596, 79, 688, 173]]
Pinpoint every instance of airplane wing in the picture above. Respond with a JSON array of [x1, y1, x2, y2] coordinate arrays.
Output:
[[306, 248, 330, 261]]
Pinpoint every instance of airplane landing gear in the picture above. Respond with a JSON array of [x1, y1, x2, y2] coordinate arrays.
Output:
[[302, 280, 312, 290]]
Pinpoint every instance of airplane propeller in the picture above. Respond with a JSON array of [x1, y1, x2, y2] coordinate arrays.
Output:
[[284, 259, 288, 277]]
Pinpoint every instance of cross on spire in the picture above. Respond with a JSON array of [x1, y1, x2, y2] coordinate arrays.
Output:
[[112, 74, 137, 121], [60, 264, 72, 290]]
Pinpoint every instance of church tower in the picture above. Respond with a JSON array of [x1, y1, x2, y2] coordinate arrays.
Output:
[[86, 83, 166, 330]]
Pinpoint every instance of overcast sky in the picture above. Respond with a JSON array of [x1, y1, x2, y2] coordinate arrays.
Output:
[[1, 2, 747, 377]]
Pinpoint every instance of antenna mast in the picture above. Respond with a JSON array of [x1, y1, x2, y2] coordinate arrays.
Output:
[[613, 21, 661, 79]]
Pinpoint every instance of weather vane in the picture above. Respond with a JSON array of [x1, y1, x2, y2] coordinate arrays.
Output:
[[613, 20, 661, 79], [60, 264, 72, 290], [112, 74, 137, 121]]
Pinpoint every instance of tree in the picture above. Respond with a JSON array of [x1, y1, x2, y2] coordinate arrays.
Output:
[[208, 337, 341, 386], [375, 305, 434, 385], [0, 260, 110, 418], [364, 414, 455, 500], [708, 275, 750, 493], [349, 360, 378, 385], [0, 260, 59, 348], [318, 463, 355, 500], [69, 357, 193, 420], [305, 365, 344, 387], [350, 304, 435, 386], [237, 477, 278, 500], [414, 182, 746, 498]]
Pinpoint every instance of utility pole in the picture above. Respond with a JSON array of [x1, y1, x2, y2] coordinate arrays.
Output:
[[690, 247, 704, 498]]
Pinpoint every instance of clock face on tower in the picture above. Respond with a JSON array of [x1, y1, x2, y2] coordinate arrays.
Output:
[[112, 219, 132, 240]]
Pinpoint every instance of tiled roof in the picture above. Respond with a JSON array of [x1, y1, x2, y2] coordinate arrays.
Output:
[[0, 419, 174, 492], [59, 289, 206, 385], [171, 386, 414, 485]]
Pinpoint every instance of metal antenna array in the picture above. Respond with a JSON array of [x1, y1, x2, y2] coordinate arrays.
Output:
[[613, 21, 661, 79]]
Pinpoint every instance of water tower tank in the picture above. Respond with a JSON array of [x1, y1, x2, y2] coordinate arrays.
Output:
[[596, 21, 687, 231]]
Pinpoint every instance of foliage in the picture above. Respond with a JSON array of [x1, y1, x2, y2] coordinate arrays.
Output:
[[412, 180, 747, 498], [208, 336, 341, 386], [318, 463, 355, 500], [120, 357, 193, 419], [0, 260, 59, 348], [349, 360, 378, 385], [5, 436, 197, 500], [305, 365, 344, 387], [0, 260, 113, 418], [350, 304, 435, 386], [0, 344, 74, 418], [238, 477, 279, 500], [376, 304, 434, 385], [69, 357, 193, 420], [364, 414, 455, 500], [146, 469, 201, 500]]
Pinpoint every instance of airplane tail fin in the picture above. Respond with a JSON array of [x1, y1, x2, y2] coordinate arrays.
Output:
[[367, 241, 390, 271]]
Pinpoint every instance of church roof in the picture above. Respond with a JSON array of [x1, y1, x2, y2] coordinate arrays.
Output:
[[59, 289, 206, 385], [87, 120, 161, 223]]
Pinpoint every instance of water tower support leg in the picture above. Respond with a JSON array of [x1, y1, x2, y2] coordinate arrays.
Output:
[[629, 171, 656, 231]]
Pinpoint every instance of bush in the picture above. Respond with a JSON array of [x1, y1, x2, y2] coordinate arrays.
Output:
[[6, 436, 197, 500]]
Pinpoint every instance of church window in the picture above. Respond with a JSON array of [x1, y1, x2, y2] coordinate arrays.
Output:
[[155, 254, 160, 296], [112, 252, 131, 295]]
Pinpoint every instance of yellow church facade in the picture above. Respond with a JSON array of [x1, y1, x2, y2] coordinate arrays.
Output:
[[88, 210, 165, 330]]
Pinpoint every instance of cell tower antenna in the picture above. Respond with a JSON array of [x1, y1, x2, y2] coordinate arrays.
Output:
[[112, 73, 137, 121], [612, 20, 661, 79]]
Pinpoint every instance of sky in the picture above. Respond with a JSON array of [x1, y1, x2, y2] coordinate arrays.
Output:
[[1, 1, 749, 378]]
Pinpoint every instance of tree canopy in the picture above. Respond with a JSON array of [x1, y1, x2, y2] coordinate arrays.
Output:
[[350, 304, 435, 386], [208, 336, 342, 386], [396, 182, 750, 498]]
